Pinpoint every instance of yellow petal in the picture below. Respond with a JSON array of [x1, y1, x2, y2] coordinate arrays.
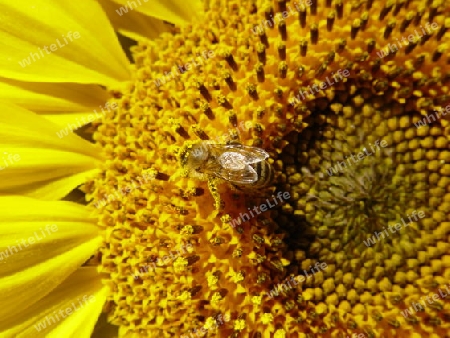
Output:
[[41, 112, 99, 127], [0, 103, 102, 199], [110, 0, 203, 26], [0, 78, 109, 112], [0, 0, 130, 86], [1, 267, 107, 338], [100, 0, 170, 41], [1, 169, 101, 200], [0, 148, 96, 188], [47, 285, 108, 338], [0, 196, 95, 223], [0, 196, 101, 330], [0, 102, 100, 157]]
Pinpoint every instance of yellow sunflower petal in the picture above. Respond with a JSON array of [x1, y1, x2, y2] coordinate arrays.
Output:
[[1, 169, 101, 200], [0, 103, 102, 199], [110, 0, 203, 26], [100, 0, 170, 41], [47, 282, 108, 338], [0, 0, 130, 86], [0, 197, 101, 328], [41, 112, 99, 127], [0, 148, 96, 188], [1, 267, 106, 338], [0, 78, 109, 113]]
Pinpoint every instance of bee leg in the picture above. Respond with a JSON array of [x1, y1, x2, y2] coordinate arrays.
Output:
[[207, 177, 224, 210]]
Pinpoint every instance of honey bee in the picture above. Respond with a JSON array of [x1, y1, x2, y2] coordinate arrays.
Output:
[[180, 141, 273, 189], [178, 141, 273, 209]]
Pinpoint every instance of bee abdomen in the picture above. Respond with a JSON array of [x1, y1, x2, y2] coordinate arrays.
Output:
[[250, 160, 274, 189]]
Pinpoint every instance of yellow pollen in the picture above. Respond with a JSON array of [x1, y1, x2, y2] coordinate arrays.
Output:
[[233, 319, 246, 331], [261, 313, 274, 324]]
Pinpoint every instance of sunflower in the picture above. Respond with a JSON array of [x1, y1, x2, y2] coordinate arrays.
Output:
[[1, 0, 450, 337]]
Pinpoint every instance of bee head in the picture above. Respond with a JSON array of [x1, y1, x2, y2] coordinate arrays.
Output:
[[179, 143, 208, 171]]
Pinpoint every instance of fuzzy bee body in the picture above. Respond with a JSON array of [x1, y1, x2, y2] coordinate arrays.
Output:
[[180, 141, 273, 190]]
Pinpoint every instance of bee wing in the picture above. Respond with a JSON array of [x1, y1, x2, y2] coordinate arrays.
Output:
[[218, 163, 258, 184], [210, 144, 269, 164], [200, 158, 258, 183]]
